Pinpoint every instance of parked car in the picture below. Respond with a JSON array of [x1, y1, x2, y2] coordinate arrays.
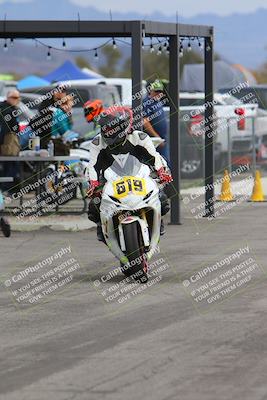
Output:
[[230, 107, 267, 169], [181, 92, 259, 164], [218, 87, 267, 168], [159, 90, 266, 178], [231, 134, 267, 168], [0, 80, 17, 97]]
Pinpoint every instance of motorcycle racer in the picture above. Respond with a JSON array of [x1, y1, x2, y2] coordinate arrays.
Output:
[[85, 107, 173, 241]]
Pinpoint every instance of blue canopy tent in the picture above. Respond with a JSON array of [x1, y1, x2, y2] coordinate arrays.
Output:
[[43, 60, 98, 82], [17, 75, 50, 90]]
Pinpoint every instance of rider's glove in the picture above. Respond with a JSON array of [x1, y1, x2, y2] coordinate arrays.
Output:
[[87, 180, 100, 197], [157, 167, 173, 184]]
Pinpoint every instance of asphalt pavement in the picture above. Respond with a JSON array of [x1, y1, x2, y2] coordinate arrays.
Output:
[[1, 197, 267, 400]]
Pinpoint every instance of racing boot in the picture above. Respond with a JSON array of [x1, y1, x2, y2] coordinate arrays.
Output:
[[160, 219, 166, 236], [97, 223, 105, 243]]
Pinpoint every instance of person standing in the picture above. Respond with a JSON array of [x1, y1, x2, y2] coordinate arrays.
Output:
[[0, 89, 20, 147], [0, 90, 21, 192], [51, 93, 74, 139], [30, 86, 73, 154], [142, 80, 169, 162]]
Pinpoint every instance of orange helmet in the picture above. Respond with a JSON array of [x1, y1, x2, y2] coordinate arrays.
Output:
[[83, 99, 104, 123]]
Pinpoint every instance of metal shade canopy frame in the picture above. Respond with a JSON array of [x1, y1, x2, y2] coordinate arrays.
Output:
[[0, 20, 215, 223]]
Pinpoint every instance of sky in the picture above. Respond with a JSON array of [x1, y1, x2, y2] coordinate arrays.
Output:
[[69, 0, 267, 17], [1, 0, 267, 17]]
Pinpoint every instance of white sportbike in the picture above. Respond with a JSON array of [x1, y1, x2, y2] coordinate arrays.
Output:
[[100, 154, 161, 282]]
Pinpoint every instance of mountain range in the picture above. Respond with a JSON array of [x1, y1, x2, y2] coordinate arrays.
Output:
[[0, 0, 266, 76]]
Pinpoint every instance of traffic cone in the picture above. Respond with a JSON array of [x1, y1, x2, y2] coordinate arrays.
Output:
[[250, 170, 265, 201], [219, 170, 234, 201]]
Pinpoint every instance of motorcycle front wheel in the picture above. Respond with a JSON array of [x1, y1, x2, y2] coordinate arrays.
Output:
[[120, 221, 148, 283]]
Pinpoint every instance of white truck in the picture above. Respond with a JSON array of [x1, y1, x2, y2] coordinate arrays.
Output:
[[180, 92, 259, 164], [80, 78, 147, 106]]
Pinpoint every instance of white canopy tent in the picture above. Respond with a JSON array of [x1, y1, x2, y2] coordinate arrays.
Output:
[[181, 60, 256, 92]]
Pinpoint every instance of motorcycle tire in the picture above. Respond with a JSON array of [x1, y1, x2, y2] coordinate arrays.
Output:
[[121, 221, 148, 283], [1, 217, 11, 238]]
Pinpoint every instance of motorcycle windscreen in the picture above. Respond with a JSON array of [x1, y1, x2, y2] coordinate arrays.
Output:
[[106, 154, 144, 177]]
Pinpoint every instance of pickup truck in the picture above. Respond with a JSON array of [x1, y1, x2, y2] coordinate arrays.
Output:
[[165, 92, 263, 178]]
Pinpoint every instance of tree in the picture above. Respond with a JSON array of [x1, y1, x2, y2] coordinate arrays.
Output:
[[121, 58, 131, 78], [75, 56, 92, 70], [214, 52, 222, 61], [121, 50, 169, 80], [121, 49, 203, 80], [143, 51, 169, 81], [99, 45, 122, 77], [253, 62, 267, 83]]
